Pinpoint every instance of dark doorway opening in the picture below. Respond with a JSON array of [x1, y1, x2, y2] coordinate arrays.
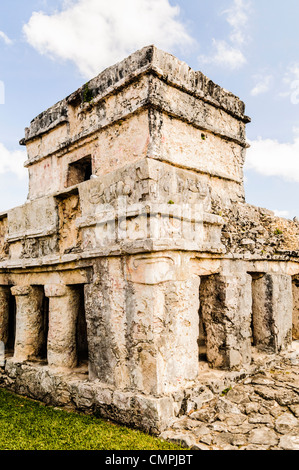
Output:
[[198, 278, 208, 362], [75, 285, 89, 367], [6, 292, 16, 356], [39, 292, 49, 362]]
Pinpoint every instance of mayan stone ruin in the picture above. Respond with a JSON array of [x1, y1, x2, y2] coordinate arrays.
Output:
[[0, 46, 298, 438]]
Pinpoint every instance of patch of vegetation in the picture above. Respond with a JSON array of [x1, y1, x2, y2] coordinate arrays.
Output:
[[220, 387, 232, 396], [0, 388, 183, 451], [168, 200, 175, 205], [274, 228, 283, 236], [269, 369, 290, 375], [82, 83, 93, 103]]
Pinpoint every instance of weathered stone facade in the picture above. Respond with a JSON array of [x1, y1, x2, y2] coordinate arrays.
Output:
[[0, 46, 298, 435]]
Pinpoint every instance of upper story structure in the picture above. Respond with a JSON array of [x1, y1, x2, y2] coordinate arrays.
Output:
[[21, 45, 249, 202]]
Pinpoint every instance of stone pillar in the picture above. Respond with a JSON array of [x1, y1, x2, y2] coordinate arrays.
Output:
[[44, 284, 80, 368], [126, 254, 201, 395], [200, 273, 252, 370], [11, 286, 44, 362], [125, 279, 201, 395], [293, 279, 299, 340], [0, 286, 10, 345], [252, 273, 293, 352], [84, 258, 129, 387]]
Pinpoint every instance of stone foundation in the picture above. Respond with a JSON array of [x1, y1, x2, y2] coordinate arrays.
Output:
[[0, 359, 174, 434]]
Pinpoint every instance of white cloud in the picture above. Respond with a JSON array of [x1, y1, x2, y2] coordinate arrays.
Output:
[[283, 63, 299, 84], [0, 31, 12, 45], [273, 210, 291, 219], [245, 131, 299, 183], [293, 126, 299, 137], [0, 143, 27, 180], [251, 74, 273, 96], [0, 144, 28, 212], [280, 63, 299, 104], [199, 0, 251, 70], [199, 39, 246, 70], [23, 0, 194, 78], [223, 0, 252, 46]]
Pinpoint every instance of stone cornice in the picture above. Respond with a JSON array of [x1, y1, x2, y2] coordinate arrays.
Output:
[[21, 45, 250, 147]]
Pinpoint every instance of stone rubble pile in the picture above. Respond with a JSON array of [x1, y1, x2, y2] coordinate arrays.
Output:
[[161, 344, 299, 450]]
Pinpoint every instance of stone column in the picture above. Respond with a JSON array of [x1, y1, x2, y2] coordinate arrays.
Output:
[[200, 273, 252, 370], [0, 286, 10, 346], [293, 279, 299, 340], [252, 273, 293, 352], [44, 284, 80, 368], [126, 254, 201, 395], [11, 285, 44, 362], [84, 257, 129, 387]]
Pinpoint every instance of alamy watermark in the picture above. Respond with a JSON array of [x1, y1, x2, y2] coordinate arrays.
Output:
[[0, 80, 4, 105], [87, 197, 206, 250]]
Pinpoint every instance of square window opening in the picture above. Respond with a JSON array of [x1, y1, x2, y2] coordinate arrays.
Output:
[[67, 156, 92, 187]]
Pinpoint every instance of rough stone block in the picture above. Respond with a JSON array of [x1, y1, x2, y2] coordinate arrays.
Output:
[[252, 273, 293, 352], [199, 272, 252, 369]]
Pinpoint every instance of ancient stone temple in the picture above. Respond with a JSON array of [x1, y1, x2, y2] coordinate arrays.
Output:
[[0, 46, 298, 433]]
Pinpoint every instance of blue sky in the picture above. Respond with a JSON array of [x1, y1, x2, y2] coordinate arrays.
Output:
[[0, 0, 298, 218]]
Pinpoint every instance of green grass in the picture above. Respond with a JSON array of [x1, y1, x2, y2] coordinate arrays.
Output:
[[0, 388, 183, 451]]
